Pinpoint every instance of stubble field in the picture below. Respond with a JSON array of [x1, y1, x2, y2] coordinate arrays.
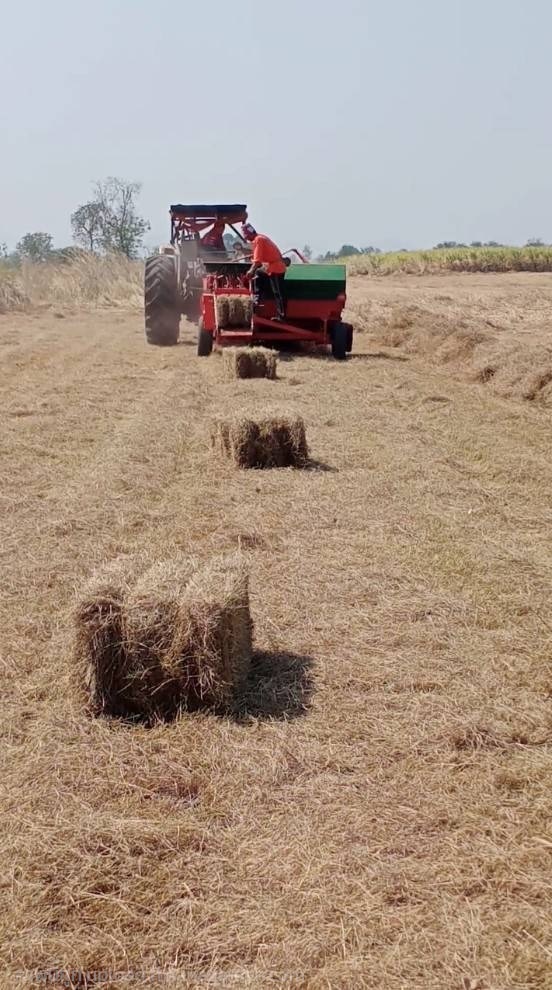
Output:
[[1, 272, 552, 989]]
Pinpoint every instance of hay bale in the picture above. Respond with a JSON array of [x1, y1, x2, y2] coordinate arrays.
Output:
[[181, 555, 253, 707], [228, 296, 252, 327], [222, 347, 278, 381], [215, 295, 230, 328], [122, 556, 196, 719], [74, 555, 253, 720], [211, 412, 309, 469], [215, 295, 252, 329], [73, 559, 136, 717]]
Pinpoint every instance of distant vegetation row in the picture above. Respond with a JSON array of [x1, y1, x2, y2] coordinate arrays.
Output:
[[339, 245, 552, 275]]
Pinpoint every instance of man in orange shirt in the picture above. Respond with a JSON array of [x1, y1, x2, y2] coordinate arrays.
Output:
[[242, 222, 287, 321]]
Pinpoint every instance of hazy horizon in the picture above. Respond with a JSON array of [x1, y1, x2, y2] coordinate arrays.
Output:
[[3, 0, 552, 256]]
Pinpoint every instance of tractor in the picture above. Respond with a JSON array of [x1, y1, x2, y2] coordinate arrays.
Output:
[[144, 204, 353, 359]]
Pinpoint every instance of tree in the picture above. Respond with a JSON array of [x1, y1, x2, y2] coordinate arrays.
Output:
[[336, 244, 360, 257], [16, 232, 53, 262], [71, 202, 104, 251], [0, 242, 8, 259], [526, 237, 544, 247], [96, 178, 150, 257], [71, 178, 150, 258], [223, 232, 241, 252], [302, 244, 313, 261]]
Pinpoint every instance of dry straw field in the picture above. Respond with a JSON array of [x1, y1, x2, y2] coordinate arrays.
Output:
[[1, 259, 552, 989]]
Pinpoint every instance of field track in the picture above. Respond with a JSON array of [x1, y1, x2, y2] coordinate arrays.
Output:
[[1, 275, 552, 989]]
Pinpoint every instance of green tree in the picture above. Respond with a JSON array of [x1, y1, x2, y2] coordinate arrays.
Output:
[[71, 202, 104, 251], [337, 244, 360, 257], [16, 232, 53, 262], [71, 178, 150, 258], [223, 233, 240, 251], [95, 178, 150, 257], [302, 244, 313, 260]]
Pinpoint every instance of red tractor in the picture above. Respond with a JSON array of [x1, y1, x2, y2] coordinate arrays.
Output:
[[144, 204, 353, 359]]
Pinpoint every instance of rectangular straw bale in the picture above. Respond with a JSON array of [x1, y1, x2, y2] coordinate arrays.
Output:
[[180, 554, 253, 707], [73, 558, 137, 717], [215, 295, 230, 328], [122, 556, 197, 720], [228, 296, 253, 327], [222, 346, 278, 380], [74, 555, 252, 720], [211, 412, 308, 469]]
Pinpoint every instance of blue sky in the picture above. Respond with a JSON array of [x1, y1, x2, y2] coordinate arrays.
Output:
[[2, 0, 552, 254]]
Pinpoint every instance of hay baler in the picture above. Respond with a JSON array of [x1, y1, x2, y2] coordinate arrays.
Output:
[[144, 204, 353, 359]]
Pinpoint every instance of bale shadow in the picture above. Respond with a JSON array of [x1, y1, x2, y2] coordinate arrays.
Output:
[[305, 458, 338, 473], [92, 652, 315, 728], [231, 650, 315, 722]]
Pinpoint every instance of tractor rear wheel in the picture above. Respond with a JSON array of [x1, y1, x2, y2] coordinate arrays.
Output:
[[331, 321, 348, 360], [144, 255, 180, 346], [197, 318, 213, 357]]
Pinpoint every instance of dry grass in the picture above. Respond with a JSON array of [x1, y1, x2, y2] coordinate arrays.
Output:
[[211, 411, 309, 468], [347, 271, 552, 406], [1, 278, 552, 988], [222, 346, 278, 381], [0, 269, 29, 312], [0, 253, 143, 313]]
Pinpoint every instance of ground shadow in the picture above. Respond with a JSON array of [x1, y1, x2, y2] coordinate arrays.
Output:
[[230, 650, 315, 722], [305, 459, 338, 473], [101, 650, 315, 728], [350, 351, 409, 362]]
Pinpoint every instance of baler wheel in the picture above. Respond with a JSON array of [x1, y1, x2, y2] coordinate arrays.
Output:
[[144, 255, 180, 346], [331, 321, 348, 360], [344, 322, 354, 353], [197, 318, 213, 357]]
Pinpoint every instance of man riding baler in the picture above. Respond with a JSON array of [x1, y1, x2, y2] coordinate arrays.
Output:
[[241, 222, 287, 322]]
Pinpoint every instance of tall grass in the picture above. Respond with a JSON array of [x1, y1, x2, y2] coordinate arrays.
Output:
[[344, 245, 552, 275], [0, 253, 143, 312]]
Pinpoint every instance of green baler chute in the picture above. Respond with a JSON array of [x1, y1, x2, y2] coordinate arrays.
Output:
[[283, 263, 346, 301]]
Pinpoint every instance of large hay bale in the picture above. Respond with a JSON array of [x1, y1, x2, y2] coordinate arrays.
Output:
[[74, 554, 253, 721], [222, 346, 278, 381], [211, 412, 309, 469]]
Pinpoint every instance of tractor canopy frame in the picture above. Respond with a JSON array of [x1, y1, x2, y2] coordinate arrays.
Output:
[[169, 204, 248, 246]]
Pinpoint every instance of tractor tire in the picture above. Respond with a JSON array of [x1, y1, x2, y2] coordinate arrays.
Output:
[[197, 318, 213, 357], [330, 321, 348, 360], [144, 255, 180, 346]]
